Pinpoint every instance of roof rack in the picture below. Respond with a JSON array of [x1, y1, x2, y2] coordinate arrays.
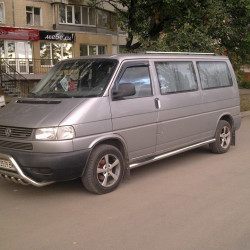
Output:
[[145, 51, 219, 56]]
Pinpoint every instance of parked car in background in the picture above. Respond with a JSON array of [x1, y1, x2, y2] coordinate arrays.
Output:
[[0, 96, 5, 107]]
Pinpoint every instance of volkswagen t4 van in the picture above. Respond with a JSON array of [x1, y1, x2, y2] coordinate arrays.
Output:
[[0, 52, 241, 194]]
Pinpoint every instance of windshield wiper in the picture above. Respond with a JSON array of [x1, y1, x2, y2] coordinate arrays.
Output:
[[38, 93, 72, 98], [28, 92, 70, 98], [28, 92, 38, 98], [29, 92, 100, 98], [82, 95, 100, 98]]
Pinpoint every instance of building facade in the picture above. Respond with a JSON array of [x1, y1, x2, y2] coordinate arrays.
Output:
[[0, 0, 126, 76]]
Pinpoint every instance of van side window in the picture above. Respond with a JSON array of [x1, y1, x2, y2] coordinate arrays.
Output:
[[117, 66, 152, 98], [155, 62, 198, 94], [197, 61, 233, 89]]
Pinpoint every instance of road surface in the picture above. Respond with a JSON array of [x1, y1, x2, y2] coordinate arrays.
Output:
[[1, 116, 250, 250]]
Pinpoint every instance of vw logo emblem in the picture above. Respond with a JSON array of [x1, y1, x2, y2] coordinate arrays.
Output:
[[5, 128, 12, 137]]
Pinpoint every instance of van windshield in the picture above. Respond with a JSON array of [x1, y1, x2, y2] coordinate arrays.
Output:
[[30, 59, 118, 98]]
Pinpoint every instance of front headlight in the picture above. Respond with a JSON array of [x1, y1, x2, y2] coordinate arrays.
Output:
[[35, 128, 57, 140], [57, 126, 75, 140], [35, 126, 75, 140]]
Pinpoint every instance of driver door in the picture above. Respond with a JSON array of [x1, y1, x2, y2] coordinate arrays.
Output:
[[109, 61, 159, 161]]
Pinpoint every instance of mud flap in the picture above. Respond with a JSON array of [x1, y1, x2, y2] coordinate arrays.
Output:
[[123, 160, 130, 179], [231, 131, 235, 146]]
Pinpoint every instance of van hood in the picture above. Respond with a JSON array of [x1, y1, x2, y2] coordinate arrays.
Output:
[[0, 98, 87, 128]]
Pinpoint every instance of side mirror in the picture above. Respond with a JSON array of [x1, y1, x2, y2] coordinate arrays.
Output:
[[112, 83, 136, 100]]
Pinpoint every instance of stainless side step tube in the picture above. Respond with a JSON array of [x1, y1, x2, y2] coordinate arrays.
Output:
[[129, 139, 216, 169]]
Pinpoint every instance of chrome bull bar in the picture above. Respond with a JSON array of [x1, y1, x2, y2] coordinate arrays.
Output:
[[0, 170, 29, 185], [0, 153, 54, 187]]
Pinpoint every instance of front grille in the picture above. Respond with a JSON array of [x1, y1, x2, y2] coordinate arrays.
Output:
[[0, 126, 33, 139], [0, 140, 33, 150]]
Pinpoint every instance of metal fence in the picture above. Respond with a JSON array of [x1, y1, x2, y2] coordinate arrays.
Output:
[[0, 58, 54, 75], [0, 58, 55, 98]]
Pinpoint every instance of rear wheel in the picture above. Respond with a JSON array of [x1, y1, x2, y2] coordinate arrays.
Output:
[[210, 120, 232, 154], [82, 144, 125, 194]]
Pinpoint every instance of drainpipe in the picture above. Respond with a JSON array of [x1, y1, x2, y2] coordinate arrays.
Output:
[[12, 0, 15, 27]]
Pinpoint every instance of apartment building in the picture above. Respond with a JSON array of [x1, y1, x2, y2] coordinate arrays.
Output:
[[0, 0, 127, 98]]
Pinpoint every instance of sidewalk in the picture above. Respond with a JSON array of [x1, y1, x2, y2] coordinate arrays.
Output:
[[239, 88, 250, 95], [242, 111, 250, 117], [239, 88, 250, 117]]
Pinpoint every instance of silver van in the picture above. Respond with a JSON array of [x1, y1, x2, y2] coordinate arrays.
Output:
[[0, 52, 241, 194]]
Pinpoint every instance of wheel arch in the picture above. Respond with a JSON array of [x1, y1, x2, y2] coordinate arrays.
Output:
[[81, 135, 129, 177], [217, 113, 234, 131]]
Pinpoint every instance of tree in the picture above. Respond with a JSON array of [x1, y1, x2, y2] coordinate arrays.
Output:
[[152, 0, 250, 76], [89, 0, 148, 50]]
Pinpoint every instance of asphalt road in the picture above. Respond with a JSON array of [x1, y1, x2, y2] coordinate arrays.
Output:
[[1, 116, 250, 250]]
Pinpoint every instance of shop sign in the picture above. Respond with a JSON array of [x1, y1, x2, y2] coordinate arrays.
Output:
[[0, 27, 39, 40], [39, 31, 75, 42]]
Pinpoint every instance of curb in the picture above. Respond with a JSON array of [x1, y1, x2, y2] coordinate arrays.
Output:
[[241, 111, 250, 117]]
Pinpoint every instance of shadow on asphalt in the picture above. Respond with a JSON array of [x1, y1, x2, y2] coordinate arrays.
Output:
[[0, 145, 213, 196], [131, 145, 211, 175], [0, 177, 90, 197]]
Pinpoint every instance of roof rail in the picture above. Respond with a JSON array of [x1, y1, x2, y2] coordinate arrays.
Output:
[[145, 51, 219, 56]]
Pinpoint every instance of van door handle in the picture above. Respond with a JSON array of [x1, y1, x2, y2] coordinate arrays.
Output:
[[154, 98, 161, 109]]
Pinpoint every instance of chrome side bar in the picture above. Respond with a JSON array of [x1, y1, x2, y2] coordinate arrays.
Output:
[[0, 153, 54, 187], [129, 139, 216, 169]]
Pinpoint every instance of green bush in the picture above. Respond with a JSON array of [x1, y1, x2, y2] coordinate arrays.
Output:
[[242, 81, 250, 89]]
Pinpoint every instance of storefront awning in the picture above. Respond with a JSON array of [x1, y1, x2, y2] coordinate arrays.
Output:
[[0, 27, 39, 40]]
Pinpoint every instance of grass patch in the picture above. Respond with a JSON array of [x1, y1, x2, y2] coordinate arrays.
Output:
[[240, 94, 250, 111]]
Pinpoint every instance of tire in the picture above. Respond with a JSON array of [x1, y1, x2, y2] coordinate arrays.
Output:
[[209, 120, 232, 154], [82, 144, 125, 194]]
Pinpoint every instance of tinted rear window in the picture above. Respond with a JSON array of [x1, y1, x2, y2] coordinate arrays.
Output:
[[197, 61, 233, 89], [155, 61, 198, 94]]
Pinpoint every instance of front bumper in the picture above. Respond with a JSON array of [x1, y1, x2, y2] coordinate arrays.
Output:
[[0, 148, 91, 186]]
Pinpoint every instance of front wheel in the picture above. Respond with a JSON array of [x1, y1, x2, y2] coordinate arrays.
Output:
[[82, 144, 125, 194], [209, 120, 232, 154]]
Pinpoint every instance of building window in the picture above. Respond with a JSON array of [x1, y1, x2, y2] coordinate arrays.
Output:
[[26, 6, 41, 26], [80, 44, 106, 56], [0, 3, 5, 23], [75, 6, 81, 24], [119, 45, 126, 53], [89, 8, 96, 25], [59, 4, 96, 26], [0, 40, 4, 58], [98, 46, 106, 55], [40, 42, 73, 66], [66, 5, 73, 23], [59, 5, 66, 23], [0, 40, 33, 73], [97, 9, 116, 30]]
